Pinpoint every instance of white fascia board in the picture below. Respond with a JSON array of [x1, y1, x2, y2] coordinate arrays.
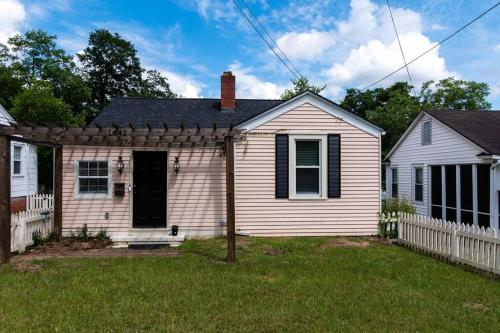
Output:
[[237, 92, 383, 138]]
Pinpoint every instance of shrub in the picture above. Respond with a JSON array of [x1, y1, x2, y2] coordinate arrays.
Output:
[[75, 224, 91, 241], [32, 230, 43, 247], [44, 231, 57, 242], [95, 227, 109, 241], [382, 198, 416, 215]]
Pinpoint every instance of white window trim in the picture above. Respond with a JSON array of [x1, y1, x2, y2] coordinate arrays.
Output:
[[289, 134, 327, 200], [412, 165, 424, 202], [12, 144, 24, 177], [74, 160, 112, 199], [421, 119, 432, 146]]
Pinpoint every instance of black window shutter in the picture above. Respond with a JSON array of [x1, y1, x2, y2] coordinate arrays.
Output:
[[275, 134, 289, 198], [328, 134, 341, 198]]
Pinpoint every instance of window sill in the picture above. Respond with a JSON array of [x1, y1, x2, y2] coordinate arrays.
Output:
[[288, 196, 328, 201], [12, 175, 25, 178], [75, 193, 112, 199]]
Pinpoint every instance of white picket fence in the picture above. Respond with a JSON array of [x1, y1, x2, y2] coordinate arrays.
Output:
[[27, 194, 54, 211], [391, 213, 500, 275], [11, 208, 54, 253]]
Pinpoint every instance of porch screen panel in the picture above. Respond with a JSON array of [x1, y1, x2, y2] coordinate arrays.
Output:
[[431, 166, 442, 219], [445, 165, 456, 222], [477, 164, 490, 227], [460, 165, 473, 225]]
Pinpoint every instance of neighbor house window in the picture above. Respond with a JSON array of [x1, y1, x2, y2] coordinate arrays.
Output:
[[13, 146, 22, 175], [414, 167, 423, 202], [391, 168, 398, 198], [77, 161, 109, 194], [290, 135, 327, 198], [421, 120, 432, 145]]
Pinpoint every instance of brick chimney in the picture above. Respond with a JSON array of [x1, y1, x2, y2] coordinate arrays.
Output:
[[221, 71, 236, 111]]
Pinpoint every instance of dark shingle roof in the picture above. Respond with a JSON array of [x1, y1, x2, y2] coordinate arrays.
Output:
[[426, 110, 500, 155], [90, 98, 283, 129]]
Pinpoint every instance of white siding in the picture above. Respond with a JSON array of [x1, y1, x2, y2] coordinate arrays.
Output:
[[11, 141, 38, 198], [387, 114, 485, 216]]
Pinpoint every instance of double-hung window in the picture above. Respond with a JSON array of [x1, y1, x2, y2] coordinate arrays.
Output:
[[13, 146, 22, 175], [77, 161, 110, 195], [290, 135, 327, 198], [391, 168, 398, 198], [414, 167, 423, 202]]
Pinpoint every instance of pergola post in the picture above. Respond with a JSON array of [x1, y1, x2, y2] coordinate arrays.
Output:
[[53, 147, 63, 240], [0, 135, 11, 264], [225, 135, 236, 263]]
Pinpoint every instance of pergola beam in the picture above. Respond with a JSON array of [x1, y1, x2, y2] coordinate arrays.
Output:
[[0, 135, 11, 264]]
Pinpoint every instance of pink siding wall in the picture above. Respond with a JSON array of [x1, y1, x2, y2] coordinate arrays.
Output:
[[234, 103, 381, 236], [62, 146, 226, 237]]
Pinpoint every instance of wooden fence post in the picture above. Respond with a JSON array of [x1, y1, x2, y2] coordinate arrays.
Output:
[[0, 135, 11, 264], [53, 147, 63, 241], [225, 136, 236, 263]]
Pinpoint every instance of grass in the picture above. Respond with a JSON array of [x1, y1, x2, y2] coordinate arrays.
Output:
[[1, 237, 499, 332]]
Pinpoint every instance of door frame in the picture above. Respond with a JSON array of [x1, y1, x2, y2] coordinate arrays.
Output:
[[129, 148, 169, 230]]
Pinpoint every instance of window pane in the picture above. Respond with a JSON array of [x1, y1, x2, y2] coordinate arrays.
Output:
[[14, 146, 21, 160], [79, 178, 108, 194], [445, 165, 456, 207], [477, 164, 490, 214], [79, 162, 89, 176], [461, 211, 473, 225], [431, 166, 442, 205], [431, 206, 442, 219], [392, 183, 398, 198], [296, 141, 319, 166], [296, 168, 319, 194], [460, 165, 473, 211], [415, 185, 423, 202], [478, 213, 490, 228], [13, 161, 21, 174], [88, 161, 99, 176], [98, 161, 108, 176], [415, 168, 423, 184], [392, 169, 398, 182]]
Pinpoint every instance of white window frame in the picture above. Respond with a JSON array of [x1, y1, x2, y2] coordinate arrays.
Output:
[[289, 135, 327, 199], [391, 167, 398, 198], [421, 120, 432, 146], [74, 160, 112, 198], [413, 166, 424, 202], [12, 145, 23, 176]]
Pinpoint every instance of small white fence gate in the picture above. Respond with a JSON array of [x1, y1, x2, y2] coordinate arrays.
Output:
[[382, 213, 500, 275], [11, 194, 54, 253]]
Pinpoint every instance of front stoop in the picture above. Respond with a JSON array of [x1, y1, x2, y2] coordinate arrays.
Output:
[[112, 232, 186, 248]]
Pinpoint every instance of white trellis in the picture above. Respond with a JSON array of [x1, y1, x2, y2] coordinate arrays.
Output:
[[10, 208, 54, 253], [392, 213, 500, 275]]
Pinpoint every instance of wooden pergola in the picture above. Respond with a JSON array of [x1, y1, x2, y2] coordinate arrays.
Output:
[[0, 124, 239, 264]]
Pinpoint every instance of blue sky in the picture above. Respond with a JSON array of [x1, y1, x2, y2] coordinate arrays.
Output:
[[1, 0, 499, 107]]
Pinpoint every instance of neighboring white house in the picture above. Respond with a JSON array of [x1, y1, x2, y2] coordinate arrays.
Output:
[[384, 110, 500, 229], [0, 104, 38, 212]]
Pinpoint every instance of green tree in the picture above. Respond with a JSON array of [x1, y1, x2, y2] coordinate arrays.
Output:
[[138, 69, 177, 98], [281, 76, 325, 100], [420, 77, 491, 110], [78, 29, 144, 115], [9, 82, 84, 127], [7, 30, 90, 117]]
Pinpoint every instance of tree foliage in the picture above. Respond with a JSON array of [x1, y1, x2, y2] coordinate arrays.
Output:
[[420, 77, 491, 110], [281, 76, 325, 100], [9, 82, 84, 127], [340, 79, 492, 156]]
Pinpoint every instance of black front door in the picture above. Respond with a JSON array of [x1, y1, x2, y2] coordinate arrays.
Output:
[[133, 151, 167, 228]]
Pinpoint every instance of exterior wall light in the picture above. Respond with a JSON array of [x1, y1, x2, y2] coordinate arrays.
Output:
[[174, 157, 180, 174], [117, 156, 124, 174]]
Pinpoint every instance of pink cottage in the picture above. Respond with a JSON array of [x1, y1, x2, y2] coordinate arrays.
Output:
[[61, 72, 383, 244]]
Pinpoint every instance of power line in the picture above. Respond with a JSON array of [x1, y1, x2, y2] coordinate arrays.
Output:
[[386, 0, 416, 96], [238, 0, 303, 78], [231, 0, 300, 80], [361, 1, 500, 92]]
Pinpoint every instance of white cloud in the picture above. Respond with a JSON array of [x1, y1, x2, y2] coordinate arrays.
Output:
[[274, 30, 334, 61], [160, 70, 204, 98], [491, 84, 500, 98], [494, 44, 500, 52], [0, 0, 26, 43], [430, 23, 447, 31], [323, 0, 453, 89], [229, 62, 285, 99], [327, 32, 454, 86]]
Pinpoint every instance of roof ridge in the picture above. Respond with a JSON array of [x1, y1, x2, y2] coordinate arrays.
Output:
[[111, 97, 283, 101]]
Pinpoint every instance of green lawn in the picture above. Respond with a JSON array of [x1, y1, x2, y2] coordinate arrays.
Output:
[[1, 237, 499, 332]]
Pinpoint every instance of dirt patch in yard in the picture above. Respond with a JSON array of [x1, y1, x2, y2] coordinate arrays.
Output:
[[321, 237, 385, 249], [11, 238, 182, 265]]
